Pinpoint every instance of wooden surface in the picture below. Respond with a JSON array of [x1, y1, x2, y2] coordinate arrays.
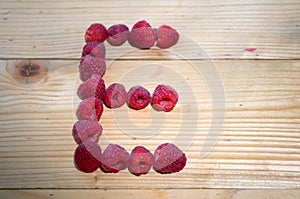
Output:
[[1, 189, 300, 199], [1, 0, 300, 59], [1, 60, 300, 190], [0, 0, 300, 198]]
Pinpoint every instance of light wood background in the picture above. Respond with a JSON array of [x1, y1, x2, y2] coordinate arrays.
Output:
[[0, 0, 300, 198]]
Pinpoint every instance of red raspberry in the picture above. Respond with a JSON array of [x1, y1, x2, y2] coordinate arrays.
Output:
[[72, 120, 103, 144], [128, 146, 154, 176], [153, 143, 186, 174], [79, 55, 106, 81], [76, 97, 103, 121], [107, 24, 129, 46], [156, 25, 179, 49], [151, 84, 178, 112], [74, 142, 102, 173], [128, 20, 156, 49], [77, 74, 106, 100], [100, 144, 130, 173], [103, 83, 127, 109], [127, 86, 151, 110], [82, 42, 106, 59], [85, 23, 107, 43]]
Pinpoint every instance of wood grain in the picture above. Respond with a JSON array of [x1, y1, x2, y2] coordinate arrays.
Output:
[[1, 1, 300, 195], [1, 0, 300, 59], [1, 189, 300, 199], [0, 60, 299, 189]]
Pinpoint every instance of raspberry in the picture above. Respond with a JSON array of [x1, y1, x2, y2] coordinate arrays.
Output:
[[72, 120, 103, 144], [85, 23, 107, 43], [127, 86, 151, 110], [153, 143, 186, 174], [156, 25, 179, 49], [103, 83, 127, 108], [76, 97, 103, 121], [77, 74, 106, 100], [79, 55, 106, 81], [107, 24, 129, 46], [128, 20, 156, 49], [82, 42, 106, 59], [128, 146, 154, 176], [100, 144, 130, 173], [74, 142, 102, 173], [151, 84, 179, 112]]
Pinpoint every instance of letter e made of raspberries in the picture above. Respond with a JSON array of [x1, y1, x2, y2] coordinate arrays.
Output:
[[73, 20, 186, 176]]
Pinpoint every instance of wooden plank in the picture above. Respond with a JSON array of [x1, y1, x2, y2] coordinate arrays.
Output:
[[1, 0, 300, 59], [1, 189, 300, 199], [0, 59, 300, 189]]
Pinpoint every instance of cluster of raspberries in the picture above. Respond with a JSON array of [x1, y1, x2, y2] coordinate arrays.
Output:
[[84, 20, 180, 49], [73, 20, 186, 176]]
